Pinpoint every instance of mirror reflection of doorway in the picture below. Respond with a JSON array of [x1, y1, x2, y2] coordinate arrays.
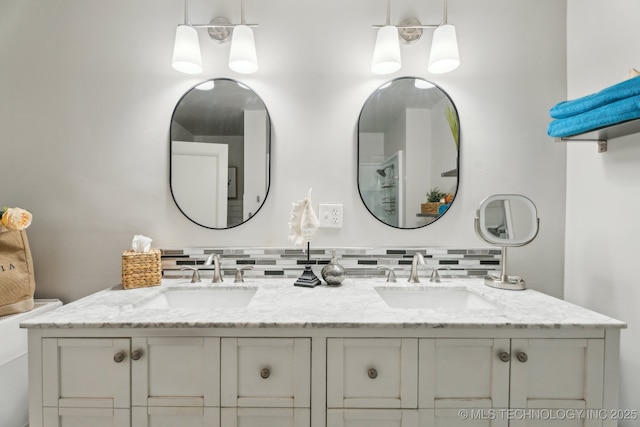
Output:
[[172, 141, 228, 228]]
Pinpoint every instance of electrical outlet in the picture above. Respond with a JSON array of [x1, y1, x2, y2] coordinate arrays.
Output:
[[319, 203, 343, 228]]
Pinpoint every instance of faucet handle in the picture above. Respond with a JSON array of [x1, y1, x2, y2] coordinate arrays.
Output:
[[234, 265, 254, 283], [430, 266, 451, 283], [377, 265, 397, 283], [180, 266, 201, 283]]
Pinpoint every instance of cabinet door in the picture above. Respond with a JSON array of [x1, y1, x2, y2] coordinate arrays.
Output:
[[221, 338, 310, 408], [132, 406, 219, 427], [327, 338, 418, 409], [221, 407, 310, 427], [419, 339, 510, 409], [327, 409, 418, 427], [42, 338, 130, 410], [510, 339, 604, 427], [131, 337, 220, 408]]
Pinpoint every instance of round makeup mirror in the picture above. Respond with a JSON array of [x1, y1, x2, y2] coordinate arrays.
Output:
[[170, 79, 271, 229], [358, 77, 460, 229], [475, 194, 540, 290]]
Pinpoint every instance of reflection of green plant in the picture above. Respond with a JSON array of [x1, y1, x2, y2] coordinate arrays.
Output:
[[445, 105, 459, 151], [426, 188, 446, 202]]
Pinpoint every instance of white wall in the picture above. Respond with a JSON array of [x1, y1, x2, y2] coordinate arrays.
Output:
[[565, 0, 640, 417], [0, 0, 566, 302]]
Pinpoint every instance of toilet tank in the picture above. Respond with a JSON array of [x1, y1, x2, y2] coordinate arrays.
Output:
[[0, 300, 62, 427]]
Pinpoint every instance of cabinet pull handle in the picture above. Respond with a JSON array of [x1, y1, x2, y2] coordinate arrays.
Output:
[[260, 368, 271, 379], [113, 352, 125, 363], [516, 352, 528, 363], [131, 350, 143, 361], [499, 352, 511, 362], [368, 368, 378, 379]]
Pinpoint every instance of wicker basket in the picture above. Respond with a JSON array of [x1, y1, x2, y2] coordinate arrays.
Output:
[[421, 202, 441, 215], [122, 249, 162, 289]]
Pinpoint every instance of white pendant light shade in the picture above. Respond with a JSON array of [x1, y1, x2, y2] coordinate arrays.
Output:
[[371, 25, 401, 75], [172, 25, 203, 74], [427, 24, 460, 74], [229, 25, 258, 74]]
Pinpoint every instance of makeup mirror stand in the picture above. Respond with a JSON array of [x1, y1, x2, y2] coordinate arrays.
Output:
[[485, 246, 526, 290]]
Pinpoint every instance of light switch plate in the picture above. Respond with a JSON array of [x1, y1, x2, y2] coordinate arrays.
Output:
[[319, 204, 343, 228]]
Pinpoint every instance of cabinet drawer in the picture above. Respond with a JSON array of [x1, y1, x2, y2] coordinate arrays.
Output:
[[43, 407, 130, 427], [221, 407, 310, 427], [132, 406, 220, 427], [327, 409, 418, 427], [419, 409, 507, 427], [221, 338, 310, 408], [327, 338, 418, 408]]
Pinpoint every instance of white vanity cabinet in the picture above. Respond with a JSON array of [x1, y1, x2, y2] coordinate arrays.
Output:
[[26, 280, 623, 427]]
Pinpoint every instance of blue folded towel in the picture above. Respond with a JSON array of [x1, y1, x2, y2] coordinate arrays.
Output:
[[550, 75, 640, 119], [547, 94, 640, 138]]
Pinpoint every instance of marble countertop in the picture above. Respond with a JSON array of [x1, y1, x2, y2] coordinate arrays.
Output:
[[21, 278, 626, 330]]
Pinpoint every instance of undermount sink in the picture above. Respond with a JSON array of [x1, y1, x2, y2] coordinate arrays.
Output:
[[375, 287, 500, 310], [138, 287, 257, 310]]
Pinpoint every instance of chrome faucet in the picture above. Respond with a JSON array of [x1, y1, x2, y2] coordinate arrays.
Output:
[[205, 254, 224, 283], [408, 253, 426, 283]]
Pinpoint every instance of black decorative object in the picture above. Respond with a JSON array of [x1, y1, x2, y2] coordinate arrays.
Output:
[[294, 242, 321, 287]]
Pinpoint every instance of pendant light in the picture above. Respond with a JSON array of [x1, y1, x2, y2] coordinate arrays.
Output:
[[228, 0, 258, 74], [172, 1, 203, 74], [371, 0, 401, 75], [428, 0, 460, 74]]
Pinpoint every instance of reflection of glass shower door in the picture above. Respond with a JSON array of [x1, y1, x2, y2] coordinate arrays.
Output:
[[359, 151, 404, 227], [376, 151, 403, 227]]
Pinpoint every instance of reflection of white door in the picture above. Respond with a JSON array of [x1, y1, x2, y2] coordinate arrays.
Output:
[[243, 110, 268, 220], [172, 141, 228, 228]]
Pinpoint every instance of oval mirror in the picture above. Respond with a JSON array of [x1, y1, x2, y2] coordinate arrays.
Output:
[[170, 78, 271, 229], [474, 194, 539, 247], [358, 77, 460, 228]]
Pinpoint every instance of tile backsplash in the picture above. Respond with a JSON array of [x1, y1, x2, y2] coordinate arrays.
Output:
[[161, 247, 501, 280]]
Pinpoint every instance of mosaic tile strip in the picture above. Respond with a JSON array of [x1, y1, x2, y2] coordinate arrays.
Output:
[[160, 247, 502, 281]]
